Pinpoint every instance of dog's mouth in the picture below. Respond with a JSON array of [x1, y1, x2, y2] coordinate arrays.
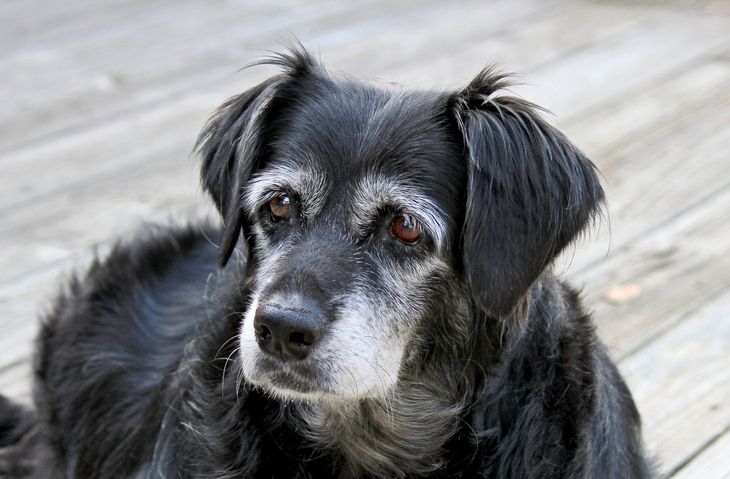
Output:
[[251, 356, 331, 397], [266, 370, 319, 394]]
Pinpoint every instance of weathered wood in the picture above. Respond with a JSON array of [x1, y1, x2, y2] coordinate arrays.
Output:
[[0, 91, 217, 211], [383, 1, 652, 87], [620, 290, 730, 476], [585, 182, 730, 357], [563, 60, 730, 158], [556, 58, 730, 272], [0, 0, 171, 49], [0, 0, 547, 152], [0, 0, 378, 150], [0, 146, 207, 282], [671, 428, 730, 479], [0, 361, 32, 405], [510, 10, 730, 120]]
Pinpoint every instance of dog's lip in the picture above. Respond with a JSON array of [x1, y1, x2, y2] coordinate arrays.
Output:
[[255, 357, 327, 394], [266, 370, 319, 394]]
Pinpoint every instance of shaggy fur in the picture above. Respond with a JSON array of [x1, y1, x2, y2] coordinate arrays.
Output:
[[0, 49, 652, 478]]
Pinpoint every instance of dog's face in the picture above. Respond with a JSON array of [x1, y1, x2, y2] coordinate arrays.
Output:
[[237, 84, 466, 400], [197, 51, 603, 402]]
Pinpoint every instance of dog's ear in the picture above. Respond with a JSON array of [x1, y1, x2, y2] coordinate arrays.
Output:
[[450, 68, 604, 316], [196, 78, 280, 266], [196, 49, 318, 266]]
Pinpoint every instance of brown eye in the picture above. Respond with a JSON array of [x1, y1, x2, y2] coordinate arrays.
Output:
[[390, 214, 421, 244], [269, 194, 292, 221]]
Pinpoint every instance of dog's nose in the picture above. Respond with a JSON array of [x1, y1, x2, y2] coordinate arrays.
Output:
[[253, 298, 323, 362]]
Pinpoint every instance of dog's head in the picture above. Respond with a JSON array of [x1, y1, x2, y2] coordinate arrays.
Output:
[[197, 50, 603, 401]]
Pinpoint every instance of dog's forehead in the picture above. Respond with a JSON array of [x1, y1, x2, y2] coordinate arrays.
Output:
[[271, 79, 465, 213]]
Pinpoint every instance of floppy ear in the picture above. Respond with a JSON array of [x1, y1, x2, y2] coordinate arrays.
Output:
[[451, 69, 604, 316], [196, 77, 281, 266], [196, 48, 319, 266]]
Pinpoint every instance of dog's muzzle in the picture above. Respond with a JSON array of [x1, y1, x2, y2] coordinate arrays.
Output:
[[253, 295, 324, 362]]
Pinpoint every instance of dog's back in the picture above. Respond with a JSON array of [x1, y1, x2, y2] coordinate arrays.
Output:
[[26, 226, 224, 477]]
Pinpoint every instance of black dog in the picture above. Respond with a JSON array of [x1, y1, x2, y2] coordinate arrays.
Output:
[[0, 49, 652, 478]]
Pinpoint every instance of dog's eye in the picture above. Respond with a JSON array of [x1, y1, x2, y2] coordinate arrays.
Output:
[[269, 194, 292, 221], [390, 214, 421, 244]]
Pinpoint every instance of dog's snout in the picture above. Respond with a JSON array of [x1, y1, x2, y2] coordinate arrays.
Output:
[[253, 299, 323, 362]]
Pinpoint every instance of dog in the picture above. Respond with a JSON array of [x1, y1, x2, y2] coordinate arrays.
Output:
[[0, 48, 652, 478]]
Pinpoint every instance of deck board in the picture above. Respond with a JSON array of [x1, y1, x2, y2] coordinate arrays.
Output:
[[621, 289, 730, 475], [1, 0, 728, 476], [0, 0, 546, 152], [672, 428, 730, 479], [560, 57, 730, 270]]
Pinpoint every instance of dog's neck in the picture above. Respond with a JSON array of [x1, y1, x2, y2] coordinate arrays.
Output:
[[296, 381, 465, 478]]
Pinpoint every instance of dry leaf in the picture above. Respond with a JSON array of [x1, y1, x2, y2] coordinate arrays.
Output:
[[603, 283, 642, 304]]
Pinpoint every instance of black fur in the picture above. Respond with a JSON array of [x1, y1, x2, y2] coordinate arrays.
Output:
[[452, 69, 603, 316], [0, 49, 652, 478]]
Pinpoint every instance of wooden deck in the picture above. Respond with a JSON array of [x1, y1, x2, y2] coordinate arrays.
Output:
[[1, 0, 728, 475]]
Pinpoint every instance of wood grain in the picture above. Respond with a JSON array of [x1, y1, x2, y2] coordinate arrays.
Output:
[[621, 290, 730, 476], [671, 428, 730, 479]]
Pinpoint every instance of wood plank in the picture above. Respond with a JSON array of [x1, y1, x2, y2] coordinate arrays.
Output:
[[381, 0, 655, 87], [0, 0, 381, 150], [0, 361, 33, 405], [0, 158, 210, 283], [671, 429, 730, 479], [557, 58, 730, 273], [512, 10, 730, 121], [0, 0, 547, 152], [0, 89, 218, 212], [579, 183, 730, 358], [620, 289, 730, 476], [564, 60, 730, 166], [0, 0, 173, 49], [9, 3, 723, 158]]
